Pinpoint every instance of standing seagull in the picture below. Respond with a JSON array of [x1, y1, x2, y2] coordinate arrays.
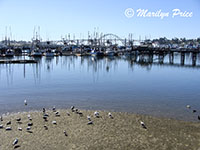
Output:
[[94, 111, 100, 118], [140, 121, 147, 129], [108, 112, 113, 119], [0, 116, 3, 121], [24, 100, 27, 106], [198, 116, 200, 120], [63, 130, 68, 136], [13, 139, 18, 146]]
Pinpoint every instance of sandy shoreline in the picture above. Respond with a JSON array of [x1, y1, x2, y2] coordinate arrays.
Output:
[[0, 109, 200, 150]]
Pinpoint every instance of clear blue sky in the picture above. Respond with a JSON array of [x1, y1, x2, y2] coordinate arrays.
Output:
[[0, 0, 199, 41]]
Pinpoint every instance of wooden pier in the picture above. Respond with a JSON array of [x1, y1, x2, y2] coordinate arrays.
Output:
[[0, 59, 37, 64]]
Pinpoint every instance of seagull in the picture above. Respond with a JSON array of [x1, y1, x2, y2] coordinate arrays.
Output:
[[18, 127, 22, 131], [43, 116, 48, 121], [28, 123, 33, 126], [186, 105, 191, 109], [6, 121, 11, 125], [66, 111, 70, 116], [26, 126, 31, 131], [27, 114, 32, 121], [43, 108, 46, 113], [24, 100, 27, 106], [0, 116, 3, 121], [64, 130, 68, 136], [193, 110, 197, 113], [87, 116, 91, 121], [94, 111, 100, 118], [108, 112, 113, 119], [52, 106, 56, 112], [6, 127, 12, 131], [44, 125, 48, 130], [52, 121, 57, 124], [140, 121, 147, 129], [71, 106, 75, 112], [78, 112, 83, 117], [0, 124, 3, 128], [16, 118, 21, 122], [55, 111, 60, 117], [198, 116, 200, 120], [13, 139, 18, 146], [87, 121, 93, 125]]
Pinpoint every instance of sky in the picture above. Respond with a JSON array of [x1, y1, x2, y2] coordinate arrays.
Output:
[[0, 0, 199, 41]]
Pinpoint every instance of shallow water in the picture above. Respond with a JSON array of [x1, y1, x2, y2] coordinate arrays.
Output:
[[0, 54, 200, 121]]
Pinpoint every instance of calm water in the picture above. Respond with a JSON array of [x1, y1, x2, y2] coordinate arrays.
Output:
[[0, 54, 200, 121]]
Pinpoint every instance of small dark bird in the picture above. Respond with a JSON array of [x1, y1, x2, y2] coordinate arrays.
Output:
[[198, 116, 200, 120], [6, 121, 11, 125], [193, 110, 197, 113], [13, 139, 18, 146], [0, 116, 3, 121], [43, 108, 46, 113], [64, 130, 68, 136]]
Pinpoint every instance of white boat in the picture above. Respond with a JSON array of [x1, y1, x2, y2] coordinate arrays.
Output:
[[31, 49, 42, 57], [5, 49, 14, 57]]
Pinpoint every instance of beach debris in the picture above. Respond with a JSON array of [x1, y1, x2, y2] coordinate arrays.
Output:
[[0, 116, 3, 121], [28, 122, 33, 126], [108, 112, 113, 119], [94, 111, 100, 118], [87, 116, 91, 121], [52, 121, 57, 125], [193, 110, 197, 113], [0, 124, 3, 128], [52, 106, 56, 112], [186, 105, 191, 109], [198, 116, 200, 120], [63, 130, 68, 136], [13, 139, 18, 146], [140, 121, 147, 129], [16, 118, 21, 122], [44, 125, 48, 130], [6, 121, 11, 125], [6, 127, 12, 131], [71, 106, 75, 112], [43, 108, 46, 113], [24, 99, 27, 106], [26, 126, 31, 131], [87, 121, 93, 125], [18, 127, 22, 131], [66, 111, 70, 116]]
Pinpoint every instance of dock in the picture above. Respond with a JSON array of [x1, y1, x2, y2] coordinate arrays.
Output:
[[0, 59, 37, 64]]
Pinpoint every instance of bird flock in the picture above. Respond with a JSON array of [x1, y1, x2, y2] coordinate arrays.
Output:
[[0, 100, 122, 149]]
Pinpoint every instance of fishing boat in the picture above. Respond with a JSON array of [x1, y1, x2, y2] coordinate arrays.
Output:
[[5, 49, 14, 57], [105, 49, 115, 56], [44, 49, 54, 57], [31, 49, 42, 57]]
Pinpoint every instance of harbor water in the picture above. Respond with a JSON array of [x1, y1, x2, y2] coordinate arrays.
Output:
[[0, 54, 200, 121]]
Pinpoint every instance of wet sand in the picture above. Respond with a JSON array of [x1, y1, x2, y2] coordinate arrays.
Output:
[[0, 109, 200, 150]]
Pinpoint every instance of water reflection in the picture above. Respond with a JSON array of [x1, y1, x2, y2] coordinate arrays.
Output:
[[0, 54, 200, 121]]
